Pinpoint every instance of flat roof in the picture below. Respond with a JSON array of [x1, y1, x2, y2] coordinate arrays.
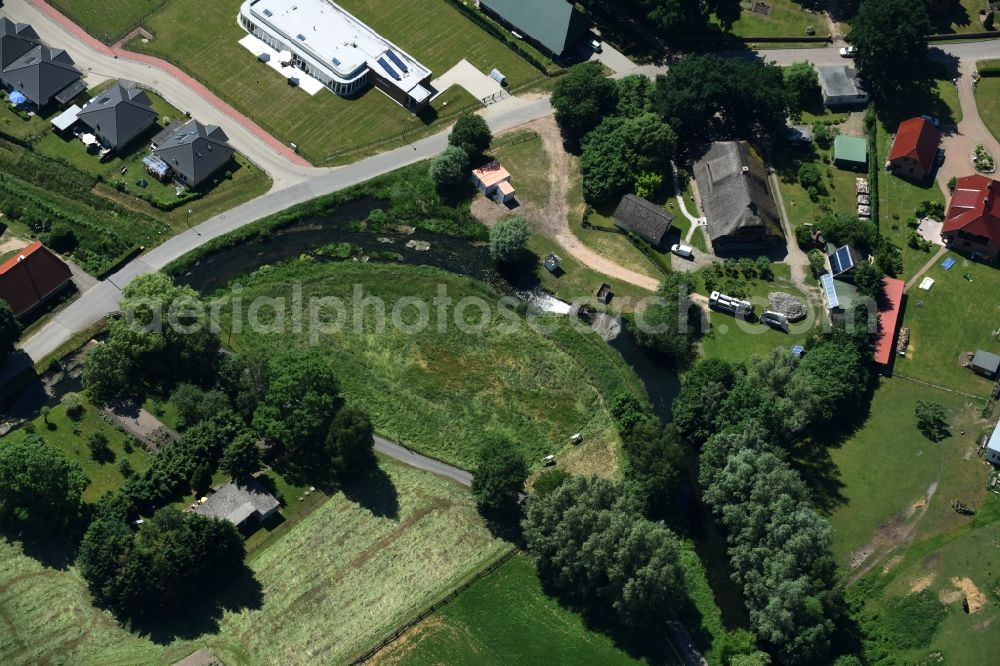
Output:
[[245, 0, 430, 94], [51, 103, 80, 130], [874, 277, 905, 366]]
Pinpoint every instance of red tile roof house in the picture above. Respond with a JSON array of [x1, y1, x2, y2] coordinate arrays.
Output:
[[0, 241, 72, 318], [942, 174, 1000, 261], [887, 117, 940, 183]]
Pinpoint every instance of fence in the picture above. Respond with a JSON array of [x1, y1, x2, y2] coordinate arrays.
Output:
[[349, 546, 520, 664], [490, 130, 540, 152]]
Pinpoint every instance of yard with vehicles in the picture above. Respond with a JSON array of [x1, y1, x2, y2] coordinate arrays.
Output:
[[214, 259, 638, 471], [0, 456, 507, 665], [127, 0, 546, 165]]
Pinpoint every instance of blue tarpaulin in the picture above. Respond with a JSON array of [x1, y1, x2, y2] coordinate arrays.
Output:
[[941, 257, 956, 270], [8, 90, 27, 106]]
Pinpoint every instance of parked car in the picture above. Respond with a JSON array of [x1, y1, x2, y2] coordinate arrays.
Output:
[[839, 46, 856, 58], [590, 39, 603, 53], [671, 243, 694, 259]]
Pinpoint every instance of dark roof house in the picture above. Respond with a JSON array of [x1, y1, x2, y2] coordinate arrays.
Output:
[[0, 18, 40, 70], [0, 241, 73, 318], [942, 174, 1000, 260], [193, 478, 279, 528], [152, 119, 235, 187], [818, 66, 869, 107], [888, 117, 941, 182], [2, 44, 83, 106], [478, 0, 589, 57], [77, 81, 158, 149], [693, 141, 782, 254], [612, 194, 673, 246]]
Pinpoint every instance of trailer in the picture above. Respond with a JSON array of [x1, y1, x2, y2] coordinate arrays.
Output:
[[709, 291, 753, 320]]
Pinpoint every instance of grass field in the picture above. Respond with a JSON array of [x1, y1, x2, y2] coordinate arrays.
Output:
[[489, 131, 550, 212], [0, 457, 507, 665], [130, 0, 544, 165], [895, 252, 1000, 395], [725, 0, 830, 39], [49, 0, 169, 42], [975, 74, 1000, 145], [224, 260, 642, 470], [2, 395, 153, 502]]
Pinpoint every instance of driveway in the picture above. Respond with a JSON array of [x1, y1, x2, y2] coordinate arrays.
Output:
[[430, 59, 503, 103], [935, 62, 1000, 197]]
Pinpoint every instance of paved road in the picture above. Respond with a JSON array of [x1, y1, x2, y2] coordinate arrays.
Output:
[[374, 436, 473, 486]]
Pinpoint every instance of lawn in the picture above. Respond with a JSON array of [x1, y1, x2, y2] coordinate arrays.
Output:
[[48, 0, 169, 42], [130, 0, 545, 165], [975, 74, 1000, 145], [0, 457, 508, 665], [223, 260, 638, 470], [894, 252, 1000, 396], [489, 131, 550, 211], [575, 210, 664, 281], [931, 0, 991, 34], [725, 0, 830, 39], [0, 99, 49, 141], [826, 378, 988, 567], [2, 395, 153, 502]]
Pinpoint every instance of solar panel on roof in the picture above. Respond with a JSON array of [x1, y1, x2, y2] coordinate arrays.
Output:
[[830, 246, 855, 276], [263, 8, 273, 16], [386, 50, 408, 73], [378, 57, 400, 81], [821, 274, 840, 309], [297, 33, 306, 41]]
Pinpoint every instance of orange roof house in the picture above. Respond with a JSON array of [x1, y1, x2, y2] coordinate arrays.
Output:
[[471, 160, 516, 203], [873, 276, 905, 369], [942, 174, 1000, 260], [0, 241, 73, 317], [887, 117, 940, 182]]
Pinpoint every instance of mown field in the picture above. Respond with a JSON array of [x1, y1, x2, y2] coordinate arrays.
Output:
[[975, 72, 1000, 145], [725, 0, 830, 39], [129, 0, 543, 164], [224, 260, 641, 470], [48, 0, 169, 42], [0, 457, 506, 665]]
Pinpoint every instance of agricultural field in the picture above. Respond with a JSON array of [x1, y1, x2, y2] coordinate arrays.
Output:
[[975, 73, 1000, 145], [222, 260, 642, 470], [130, 0, 545, 164], [0, 457, 507, 665], [2, 394, 153, 502], [48, 0, 169, 42], [895, 252, 1000, 395]]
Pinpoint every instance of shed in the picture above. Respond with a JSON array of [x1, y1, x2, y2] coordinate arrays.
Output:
[[833, 135, 867, 170], [50, 103, 80, 132], [489, 68, 506, 85], [612, 194, 673, 247], [971, 349, 1000, 378], [986, 420, 1000, 466]]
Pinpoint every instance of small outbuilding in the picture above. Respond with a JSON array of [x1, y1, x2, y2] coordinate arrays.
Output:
[[50, 103, 80, 133], [833, 135, 868, 170], [985, 421, 1000, 466], [471, 160, 516, 203], [971, 349, 1000, 379], [612, 193, 673, 247]]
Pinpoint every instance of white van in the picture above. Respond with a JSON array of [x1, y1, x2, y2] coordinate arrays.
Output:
[[671, 243, 694, 259]]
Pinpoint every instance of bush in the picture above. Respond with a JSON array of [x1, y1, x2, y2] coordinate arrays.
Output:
[[46, 224, 79, 253], [429, 145, 469, 190], [915, 400, 949, 441], [448, 112, 492, 158], [798, 163, 825, 194], [947, 176, 958, 193], [489, 216, 530, 264], [62, 392, 84, 420], [808, 249, 827, 278]]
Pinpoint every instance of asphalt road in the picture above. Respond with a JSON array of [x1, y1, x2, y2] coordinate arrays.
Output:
[[374, 436, 474, 486]]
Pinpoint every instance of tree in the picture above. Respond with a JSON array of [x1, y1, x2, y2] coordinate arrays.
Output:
[[642, 0, 742, 36], [429, 145, 469, 190], [448, 112, 492, 157], [46, 224, 79, 253], [61, 392, 84, 420], [471, 434, 528, 518], [253, 350, 340, 457], [670, 358, 739, 446], [852, 259, 885, 301], [217, 351, 270, 423], [533, 469, 570, 497], [850, 0, 932, 97], [634, 172, 663, 199], [0, 298, 20, 360], [631, 272, 700, 366], [615, 74, 654, 118], [77, 516, 134, 606], [622, 416, 682, 519], [489, 216, 530, 264], [915, 400, 949, 441], [808, 249, 827, 278], [87, 431, 114, 463], [788, 331, 868, 428], [550, 62, 618, 139], [798, 163, 825, 194], [324, 405, 375, 476], [171, 384, 231, 431], [0, 434, 87, 530], [117, 457, 135, 479], [610, 391, 649, 435], [784, 62, 821, 113], [580, 113, 676, 205], [220, 431, 263, 481]]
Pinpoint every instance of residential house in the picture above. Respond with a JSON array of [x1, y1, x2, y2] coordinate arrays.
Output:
[[0, 18, 40, 70], [971, 349, 1000, 379], [471, 161, 516, 203], [0, 241, 73, 318], [152, 119, 235, 188], [2, 44, 84, 107], [77, 81, 158, 150], [818, 66, 869, 107], [612, 194, 673, 247], [833, 135, 868, 170], [693, 141, 783, 254], [986, 420, 1000, 466], [193, 478, 280, 529], [478, 0, 590, 58], [941, 174, 1000, 260], [888, 117, 941, 182]]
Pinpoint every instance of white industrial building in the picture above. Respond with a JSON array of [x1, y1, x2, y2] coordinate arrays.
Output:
[[238, 0, 433, 111]]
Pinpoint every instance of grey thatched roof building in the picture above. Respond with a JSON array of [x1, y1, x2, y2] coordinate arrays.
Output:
[[612, 194, 673, 246], [693, 141, 782, 254]]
